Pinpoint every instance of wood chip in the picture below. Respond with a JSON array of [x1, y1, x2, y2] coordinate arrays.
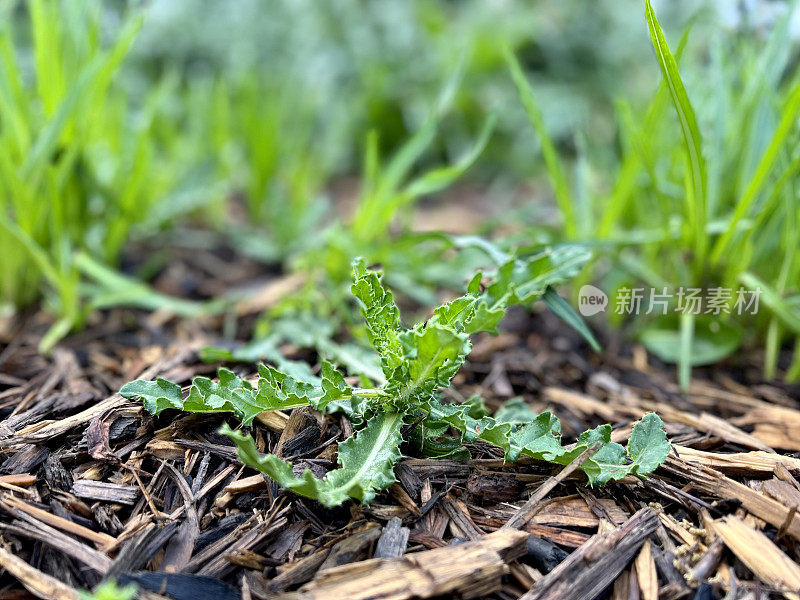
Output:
[[0, 546, 80, 600], [634, 540, 658, 600], [0, 493, 116, 548], [285, 528, 528, 600], [72, 480, 139, 505], [664, 456, 800, 542], [712, 515, 800, 600], [374, 517, 409, 559], [519, 508, 659, 600], [673, 445, 800, 476]]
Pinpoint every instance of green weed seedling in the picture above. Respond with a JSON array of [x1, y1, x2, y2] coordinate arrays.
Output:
[[122, 256, 669, 507], [206, 70, 502, 368]]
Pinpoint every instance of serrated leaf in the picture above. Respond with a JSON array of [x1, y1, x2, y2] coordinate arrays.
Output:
[[386, 324, 470, 408], [426, 400, 669, 485], [221, 412, 403, 507], [426, 399, 514, 451], [493, 397, 540, 424], [121, 362, 352, 425], [584, 442, 630, 485], [511, 412, 565, 463], [351, 259, 404, 377]]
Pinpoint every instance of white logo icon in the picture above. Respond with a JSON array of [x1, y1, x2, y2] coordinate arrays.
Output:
[[578, 285, 608, 316]]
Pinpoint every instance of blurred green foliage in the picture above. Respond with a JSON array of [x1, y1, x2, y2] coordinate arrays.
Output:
[[513, 1, 800, 382], [1, 0, 798, 382]]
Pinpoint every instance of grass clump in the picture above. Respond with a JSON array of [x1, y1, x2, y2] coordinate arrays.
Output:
[[0, 1, 211, 350], [508, 1, 800, 384]]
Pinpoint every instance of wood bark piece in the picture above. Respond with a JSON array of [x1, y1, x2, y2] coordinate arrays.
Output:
[[269, 549, 331, 592], [161, 464, 199, 572], [0, 493, 116, 547], [318, 524, 382, 571], [0, 473, 37, 488], [712, 515, 800, 600], [0, 515, 112, 573], [255, 409, 290, 433], [664, 456, 800, 541], [441, 494, 484, 540], [503, 442, 602, 531], [0, 546, 80, 600], [673, 445, 800, 476], [374, 517, 409, 559], [191, 510, 289, 578], [688, 538, 725, 585], [281, 528, 528, 600], [72, 479, 139, 505], [8, 349, 194, 445], [518, 507, 659, 600], [105, 522, 179, 579], [634, 540, 658, 600], [733, 405, 800, 450], [763, 478, 800, 510]]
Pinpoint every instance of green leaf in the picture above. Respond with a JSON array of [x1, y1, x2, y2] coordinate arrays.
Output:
[[639, 315, 742, 366], [351, 258, 404, 378], [484, 246, 593, 308], [511, 412, 566, 463], [712, 81, 800, 264], [426, 399, 514, 453], [740, 272, 800, 335], [120, 362, 352, 425], [583, 441, 630, 485], [627, 413, 671, 476], [427, 399, 669, 485], [386, 324, 471, 409], [493, 397, 539, 424], [80, 580, 138, 600], [221, 412, 403, 507], [119, 378, 183, 416]]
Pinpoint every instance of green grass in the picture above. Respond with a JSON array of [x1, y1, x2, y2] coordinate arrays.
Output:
[[1, 0, 797, 387], [0, 0, 213, 350], [507, 1, 800, 384]]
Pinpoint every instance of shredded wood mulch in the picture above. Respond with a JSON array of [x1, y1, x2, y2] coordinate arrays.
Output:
[[1, 295, 799, 600]]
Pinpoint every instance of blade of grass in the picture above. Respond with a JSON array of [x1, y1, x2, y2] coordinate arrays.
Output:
[[739, 272, 800, 335], [74, 252, 222, 317], [711, 81, 800, 265], [505, 46, 575, 238], [645, 0, 707, 274], [542, 286, 601, 352], [678, 311, 694, 391]]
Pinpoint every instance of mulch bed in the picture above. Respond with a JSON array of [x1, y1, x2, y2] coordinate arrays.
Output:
[[1, 275, 799, 599]]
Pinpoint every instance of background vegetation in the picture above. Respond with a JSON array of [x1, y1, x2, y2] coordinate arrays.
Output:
[[1, 0, 799, 383]]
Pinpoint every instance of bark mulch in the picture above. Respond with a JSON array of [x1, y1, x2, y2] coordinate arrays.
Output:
[[1, 299, 799, 600]]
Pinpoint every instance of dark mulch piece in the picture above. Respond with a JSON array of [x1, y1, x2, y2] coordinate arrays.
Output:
[[1, 282, 799, 599]]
